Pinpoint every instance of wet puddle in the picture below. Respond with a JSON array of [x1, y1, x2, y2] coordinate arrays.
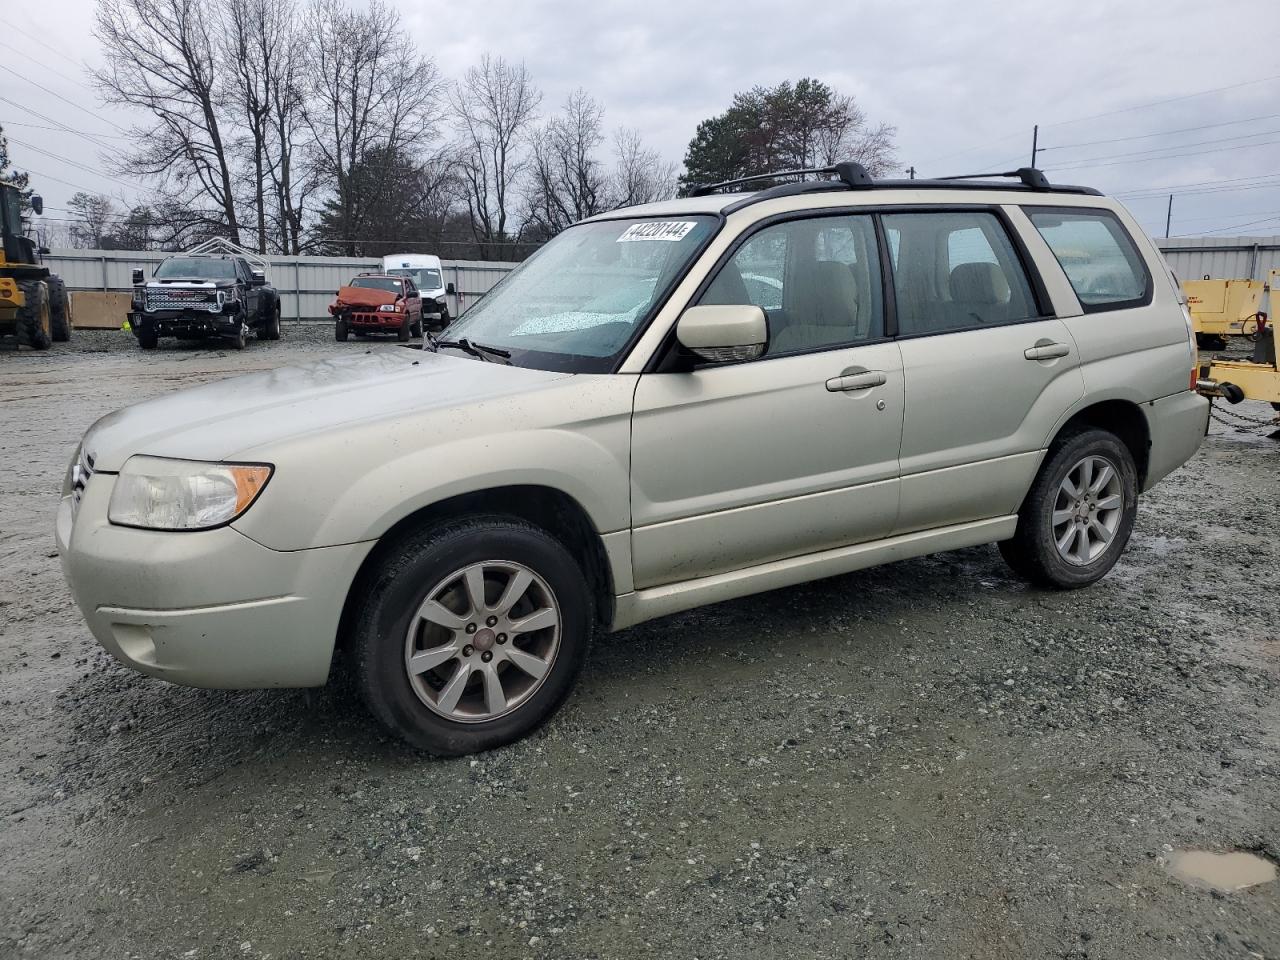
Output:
[[1163, 849, 1277, 892]]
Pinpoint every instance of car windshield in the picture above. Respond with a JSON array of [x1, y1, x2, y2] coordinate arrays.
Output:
[[154, 258, 237, 280], [388, 268, 442, 289], [350, 277, 404, 294], [441, 216, 717, 372]]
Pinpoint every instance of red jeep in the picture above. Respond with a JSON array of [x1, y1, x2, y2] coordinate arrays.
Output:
[[330, 274, 423, 341]]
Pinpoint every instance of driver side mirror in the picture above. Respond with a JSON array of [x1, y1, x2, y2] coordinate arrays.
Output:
[[676, 304, 767, 363], [446, 282, 456, 296], [30, 194, 43, 216], [250, 271, 267, 286], [132, 268, 145, 285]]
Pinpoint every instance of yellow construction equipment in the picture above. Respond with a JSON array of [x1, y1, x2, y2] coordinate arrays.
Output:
[[1195, 272, 1280, 428], [1183, 274, 1265, 349], [0, 182, 71, 349]]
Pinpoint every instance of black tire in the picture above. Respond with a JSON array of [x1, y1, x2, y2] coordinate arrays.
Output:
[[335, 318, 349, 342], [136, 323, 159, 350], [999, 427, 1138, 589], [230, 323, 247, 350], [397, 317, 411, 342], [411, 318, 423, 338], [440, 306, 451, 326], [47, 276, 72, 342], [258, 302, 281, 341], [354, 516, 592, 755], [15, 280, 52, 351]]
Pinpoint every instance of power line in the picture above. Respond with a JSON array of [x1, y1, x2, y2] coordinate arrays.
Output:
[[1042, 126, 1280, 168], [1115, 173, 1280, 200], [7, 135, 146, 191], [0, 39, 96, 95], [1042, 73, 1280, 130], [0, 62, 130, 134], [1180, 214, 1280, 237], [6, 20, 92, 71], [1040, 113, 1280, 152], [0, 94, 128, 152], [0, 118, 130, 140], [1047, 136, 1280, 173]]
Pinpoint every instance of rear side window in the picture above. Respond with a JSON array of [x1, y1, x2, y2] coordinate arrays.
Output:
[[882, 211, 1039, 336], [1025, 208, 1151, 312]]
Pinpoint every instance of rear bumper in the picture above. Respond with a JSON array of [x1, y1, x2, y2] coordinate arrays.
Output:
[[55, 477, 374, 688], [1143, 390, 1210, 491]]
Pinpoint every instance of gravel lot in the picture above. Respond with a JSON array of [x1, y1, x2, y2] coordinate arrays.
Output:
[[2, 325, 1278, 959]]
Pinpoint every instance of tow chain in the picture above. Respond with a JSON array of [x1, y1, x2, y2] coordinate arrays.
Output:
[[1210, 403, 1280, 428]]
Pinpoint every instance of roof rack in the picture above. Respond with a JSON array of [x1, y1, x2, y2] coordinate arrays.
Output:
[[935, 167, 1052, 191], [690, 161, 873, 197]]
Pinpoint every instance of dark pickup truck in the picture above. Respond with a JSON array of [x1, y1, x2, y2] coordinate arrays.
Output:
[[129, 254, 282, 350]]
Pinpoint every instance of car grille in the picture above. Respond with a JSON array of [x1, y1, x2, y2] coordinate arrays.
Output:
[[71, 448, 94, 516], [145, 289, 221, 313]]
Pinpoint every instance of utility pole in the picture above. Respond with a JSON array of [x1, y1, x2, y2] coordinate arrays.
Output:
[[1165, 194, 1173, 238], [906, 166, 916, 180], [1030, 124, 1039, 168]]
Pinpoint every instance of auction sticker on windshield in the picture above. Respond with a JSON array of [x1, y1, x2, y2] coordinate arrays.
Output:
[[617, 221, 698, 242]]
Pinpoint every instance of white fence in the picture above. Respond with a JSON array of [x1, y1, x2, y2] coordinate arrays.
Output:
[[45, 249, 519, 320]]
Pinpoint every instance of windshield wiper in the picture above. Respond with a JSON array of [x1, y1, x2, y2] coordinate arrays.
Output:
[[431, 336, 511, 364]]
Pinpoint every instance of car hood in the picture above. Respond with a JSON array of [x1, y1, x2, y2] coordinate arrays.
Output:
[[147, 278, 237, 287], [334, 286, 397, 308], [82, 350, 570, 472]]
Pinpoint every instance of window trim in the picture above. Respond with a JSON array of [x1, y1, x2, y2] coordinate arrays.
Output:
[[876, 205, 1056, 342], [1022, 205, 1154, 314], [645, 208, 897, 372]]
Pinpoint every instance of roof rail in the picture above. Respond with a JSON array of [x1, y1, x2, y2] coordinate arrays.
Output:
[[691, 161, 873, 197], [935, 167, 1052, 191]]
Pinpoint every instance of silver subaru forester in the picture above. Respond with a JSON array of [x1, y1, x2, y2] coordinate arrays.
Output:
[[57, 164, 1208, 755]]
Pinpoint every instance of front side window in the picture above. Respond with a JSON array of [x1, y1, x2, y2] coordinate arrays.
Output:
[[698, 215, 883, 356], [883, 211, 1039, 336], [441, 216, 716, 372], [1026, 208, 1150, 311]]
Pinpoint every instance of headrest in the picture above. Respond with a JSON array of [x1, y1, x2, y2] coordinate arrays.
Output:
[[950, 262, 1010, 305], [796, 260, 859, 326]]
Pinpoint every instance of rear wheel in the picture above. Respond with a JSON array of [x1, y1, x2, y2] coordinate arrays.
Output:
[[354, 516, 592, 755], [16, 280, 52, 351], [999, 427, 1137, 589], [47, 276, 72, 342], [258, 302, 281, 340]]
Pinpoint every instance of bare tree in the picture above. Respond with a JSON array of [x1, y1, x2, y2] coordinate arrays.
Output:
[[450, 55, 541, 257], [66, 192, 117, 248], [302, 0, 442, 256], [222, 0, 300, 252], [611, 127, 677, 208], [94, 0, 242, 243], [525, 89, 608, 237]]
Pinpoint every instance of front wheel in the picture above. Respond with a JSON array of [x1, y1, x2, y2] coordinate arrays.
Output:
[[335, 318, 349, 342], [354, 517, 592, 755], [999, 427, 1137, 589], [258, 303, 281, 340]]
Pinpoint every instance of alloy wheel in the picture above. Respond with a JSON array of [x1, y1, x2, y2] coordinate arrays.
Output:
[[1052, 455, 1124, 566], [403, 561, 561, 722]]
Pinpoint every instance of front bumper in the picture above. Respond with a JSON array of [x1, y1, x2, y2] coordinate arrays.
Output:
[[55, 474, 374, 688], [349, 311, 406, 330], [132, 310, 246, 339]]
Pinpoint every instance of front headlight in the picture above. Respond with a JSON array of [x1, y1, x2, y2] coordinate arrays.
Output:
[[378, 303, 398, 312], [108, 456, 273, 531]]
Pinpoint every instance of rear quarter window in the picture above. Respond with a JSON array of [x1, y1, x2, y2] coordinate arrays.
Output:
[[1025, 208, 1152, 312]]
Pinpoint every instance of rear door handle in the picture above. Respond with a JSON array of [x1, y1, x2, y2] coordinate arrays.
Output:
[[1024, 341, 1070, 361], [825, 370, 887, 392]]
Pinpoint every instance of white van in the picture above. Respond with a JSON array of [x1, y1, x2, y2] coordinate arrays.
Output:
[[383, 254, 450, 328]]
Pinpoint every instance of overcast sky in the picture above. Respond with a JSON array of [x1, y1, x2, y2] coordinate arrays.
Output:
[[5, 0, 1279, 241]]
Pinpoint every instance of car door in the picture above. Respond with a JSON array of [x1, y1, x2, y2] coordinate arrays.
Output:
[[630, 213, 904, 589], [237, 259, 261, 320], [886, 209, 1085, 535], [404, 279, 422, 324]]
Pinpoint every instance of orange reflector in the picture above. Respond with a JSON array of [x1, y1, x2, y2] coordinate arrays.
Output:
[[230, 465, 272, 514]]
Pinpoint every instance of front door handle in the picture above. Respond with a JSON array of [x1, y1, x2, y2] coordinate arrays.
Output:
[[1024, 341, 1070, 361], [825, 370, 887, 392]]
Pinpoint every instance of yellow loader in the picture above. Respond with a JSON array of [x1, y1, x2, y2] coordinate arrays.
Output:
[[0, 183, 71, 349]]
